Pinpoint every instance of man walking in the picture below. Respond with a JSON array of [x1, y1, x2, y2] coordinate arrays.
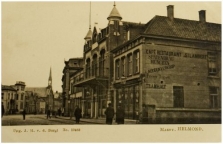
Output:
[[74, 106, 82, 124], [47, 109, 51, 119], [104, 103, 115, 125], [22, 109, 26, 120], [116, 104, 125, 124]]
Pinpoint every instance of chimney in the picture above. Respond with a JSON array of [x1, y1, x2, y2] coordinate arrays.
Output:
[[167, 5, 174, 20], [199, 10, 206, 22]]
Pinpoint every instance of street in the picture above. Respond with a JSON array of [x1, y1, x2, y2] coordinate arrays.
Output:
[[1, 114, 99, 126], [1, 114, 137, 126]]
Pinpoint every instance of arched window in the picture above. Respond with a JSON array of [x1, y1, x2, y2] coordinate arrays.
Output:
[[99, 50, 106, 77], [92, 54, 97, 76], [86, 58, 91, 78]]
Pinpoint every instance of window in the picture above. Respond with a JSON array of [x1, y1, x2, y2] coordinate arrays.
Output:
[[173, 86, 184, 108], [20, 102, 23, 109], [208, 52, 217, 76], [115, 59, 120, 79], [99, 50, 106, 77], [8, 93, 10, 100], [209, 87, 218, 108], [21, 86, 25, 91], [21, 93, 24, 100], [92, 54, 97, 76], [86, 58, 91, 78], [2, 93, 4, 100], [127, 54, 133, 76], [133, 51, 140, 74], [16, 94, 18, 100], [121, 57, 125, 77]]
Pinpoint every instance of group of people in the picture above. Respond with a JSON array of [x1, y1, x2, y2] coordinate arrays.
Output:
[[104, 103, 125, 125]]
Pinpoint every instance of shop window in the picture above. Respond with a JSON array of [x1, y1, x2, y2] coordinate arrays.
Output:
[[208, 52, 217, 76], [127, 54, 133, 76], [115, 59, 120, 79], [173, 86, 184, 108], [209, 87, 218, 108], [133, 50, 140, 74]]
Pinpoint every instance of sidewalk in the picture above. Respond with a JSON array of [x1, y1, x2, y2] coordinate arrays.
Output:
[[56, 116, 137, 125]]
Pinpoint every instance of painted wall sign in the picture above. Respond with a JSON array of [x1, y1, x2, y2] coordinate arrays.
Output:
[[148, 64, 175, 73], [146, 83, 166, 89]]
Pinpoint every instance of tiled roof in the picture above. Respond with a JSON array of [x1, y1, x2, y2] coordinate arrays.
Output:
[[25, 87, 48, 97], [1, 85, 17, 91], [144, 16, 221, 42]]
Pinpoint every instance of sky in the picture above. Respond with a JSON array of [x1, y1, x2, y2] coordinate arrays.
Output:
[[1, 1, 221, 92]]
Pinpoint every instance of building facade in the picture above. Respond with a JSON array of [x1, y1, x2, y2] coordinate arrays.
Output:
[[1, 81, 27, 114], [2, 85, 17, 114], [69, 4, 221, 122], [61, 58, 83, 116]]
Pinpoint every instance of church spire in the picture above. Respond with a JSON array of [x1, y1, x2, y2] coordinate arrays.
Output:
[[48, 67, 52, 87]]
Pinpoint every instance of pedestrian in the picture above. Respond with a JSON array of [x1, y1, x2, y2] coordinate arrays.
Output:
[[47, 109, 51, 119], [2, 104, 4, 117], [59, 108, 61, 116], [57, 108, 61, 117], [74, 105, 82, 124], [22, 109, 26, 120], [104, 103, 115, 125], [116, 104, 125, 124]]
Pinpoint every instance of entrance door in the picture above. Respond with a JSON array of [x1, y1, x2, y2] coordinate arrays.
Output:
[[173, 86, 184, 107]]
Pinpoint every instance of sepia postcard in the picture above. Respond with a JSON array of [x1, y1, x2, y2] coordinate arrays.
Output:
[[1, 1, 221, 143]]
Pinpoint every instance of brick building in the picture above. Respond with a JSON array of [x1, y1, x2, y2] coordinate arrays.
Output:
[[70, 4, 221, 123]]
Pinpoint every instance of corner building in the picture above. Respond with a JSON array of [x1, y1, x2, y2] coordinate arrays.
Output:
[[73, 4, 221, 122]]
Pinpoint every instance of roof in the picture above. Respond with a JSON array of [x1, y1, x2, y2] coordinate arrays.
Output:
[[144, 16, 221, 42], [107, 5, 122, 20], [25, 87, 48, 97], [1, 85, 17, 91], [84, 28, 93, 40]]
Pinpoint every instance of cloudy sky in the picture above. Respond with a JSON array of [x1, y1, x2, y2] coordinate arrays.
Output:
[[2, 1, 221, 92]]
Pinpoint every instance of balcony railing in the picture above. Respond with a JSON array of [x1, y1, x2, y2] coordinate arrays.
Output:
[[74, 67, 109, 83]]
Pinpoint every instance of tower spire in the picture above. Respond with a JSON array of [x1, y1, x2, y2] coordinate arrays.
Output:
[[89, 1, 91, 29], [48, 67, 52, 86], [114, 1, 116, 7], [84, 2, 93, 40]]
